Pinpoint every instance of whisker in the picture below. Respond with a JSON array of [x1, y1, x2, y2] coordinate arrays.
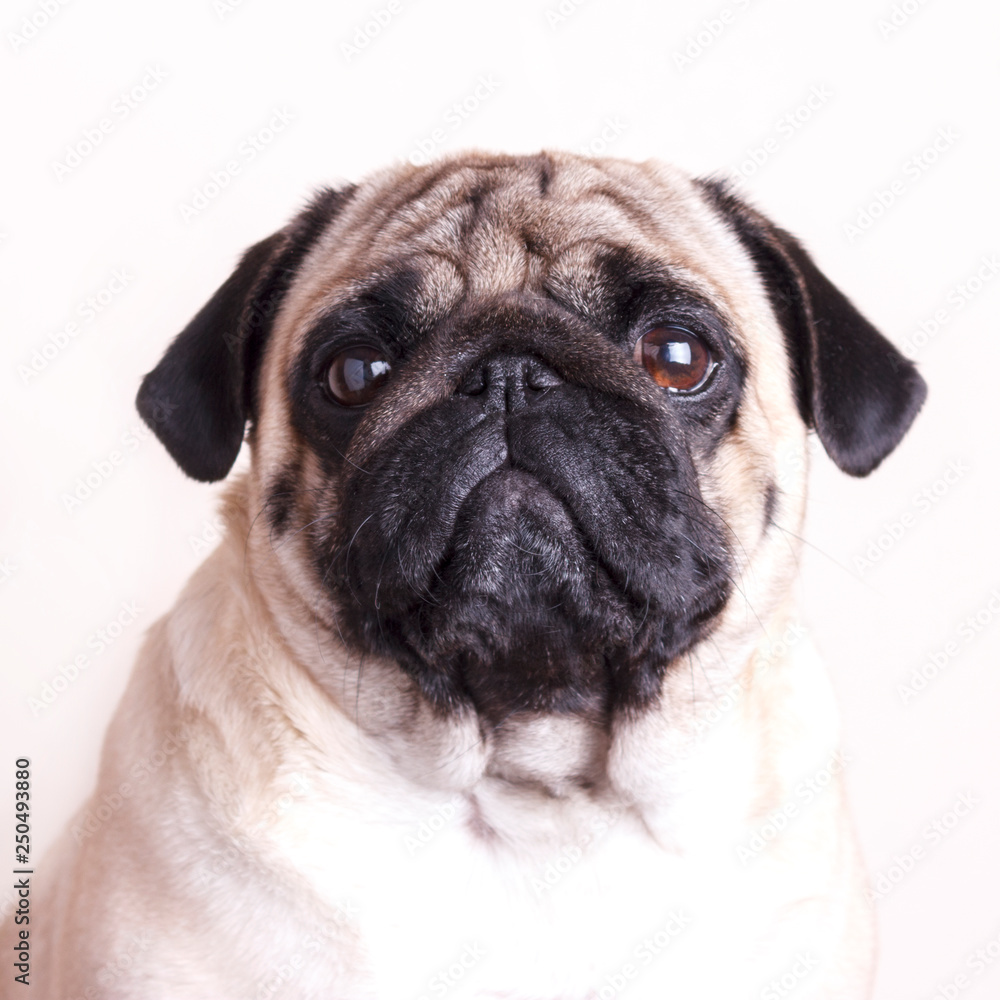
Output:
[[688, 644, 720, 699], [337, 512, 377, 608], [667, 486, 759, 595], [279, 513, 339, 546], [354, 651, 367, 727], [676, 529, 767, 641], [244, 484, 340, 569], [394, 544, 441, 607], [631, 593, 650, 643], [771, 522, 884, 596]]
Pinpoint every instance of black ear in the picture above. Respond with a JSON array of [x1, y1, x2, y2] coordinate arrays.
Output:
[[697, 179, 927, 477], [136, 186, 354, 482]]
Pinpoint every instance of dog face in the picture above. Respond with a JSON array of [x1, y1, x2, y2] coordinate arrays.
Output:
[[138, 152, 925, 754]]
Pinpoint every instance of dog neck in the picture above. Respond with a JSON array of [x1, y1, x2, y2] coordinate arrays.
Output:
[[163, 476, 832, 852]]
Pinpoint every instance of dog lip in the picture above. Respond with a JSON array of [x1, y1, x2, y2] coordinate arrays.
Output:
[[429, 418, 568, 548], [469, 465, 564, 504], [443, 465, 579, 565]]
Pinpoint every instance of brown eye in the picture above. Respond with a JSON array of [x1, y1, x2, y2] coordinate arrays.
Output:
[[326, 346, 391, 406], [635, 327, 715, 393]]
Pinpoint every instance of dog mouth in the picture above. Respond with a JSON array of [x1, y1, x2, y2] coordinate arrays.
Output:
[[324, 393, 733, 723], [444, 466, 589, 586], [419, 466, 639, 720]]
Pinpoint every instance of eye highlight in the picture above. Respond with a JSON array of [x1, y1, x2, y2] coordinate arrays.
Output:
[[326, 346, 392, 406], [634, 327, 716, 393]]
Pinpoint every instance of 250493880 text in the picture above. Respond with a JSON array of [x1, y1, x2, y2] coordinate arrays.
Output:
[[13, 759, 32, 987]]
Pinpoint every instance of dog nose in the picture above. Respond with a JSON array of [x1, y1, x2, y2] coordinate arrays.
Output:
[[456, 354, 563, 413]]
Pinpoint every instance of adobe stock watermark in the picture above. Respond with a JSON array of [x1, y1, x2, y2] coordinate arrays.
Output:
[[17, 268, 134, 384], [773, 436, 820, 494], [545, 0, 588, 28], [690, 621, 809, 744], [865, 791, 979, 904], [67, 932, 153, 1000], [403, 795, 464, 856], [28, 601, 144, 717], [254, 899, 362, 1000], [194, 772, 312, 890], [7, 0, 72, 54], [178, 107, 294, 223], [673, 0, 753, 72], [594, 911, 692, 999], [896, 585, 1000, 706], [59, 422, 155, 513], [189, 513, 229, 556], [577, 117, 628, 158], [843, 126, 958, 243], [251, 903, 360, 1000], [0, 556, 19, 586], [188, 498, 243, 556], [530, 801, 627, 896], [877, 0, 933, 40], [729, 85, 833, 181], [901, 253, 999, 358], [759, 952, 820, 1000], [255, 954, 306, 1000], [136, 385, 179, 431], [407, 77, 500, 166], [414, 943, 487, 1000], [852, 459, 971, 576], [927, 923, 1000, 1000], [253, 911, 362, 1000], [51, 66, 169, 181], [737, 750, 851, 864], [340, 0, 403, 61], [213, 0, 249, 19], [71, 730, 189, 842]]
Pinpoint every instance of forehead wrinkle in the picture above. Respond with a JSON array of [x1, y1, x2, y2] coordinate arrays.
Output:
[[372, 164, 509, 244], [572, 185, 661, 240], [543, 232, 663, 319], [282, 149, 762, 366], [299, 161, 488, 288], [298, 156, 670, 315], [583, 165, 767, 344], [543, 243, 617, 325], [446, 176, 653, 301], [464, 225, 531, 298], [404, 253, 465, 333], [410, 174, 548, 298]]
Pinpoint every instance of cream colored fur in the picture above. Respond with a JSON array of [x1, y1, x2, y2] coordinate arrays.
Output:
[[1, 152, 875, 999]]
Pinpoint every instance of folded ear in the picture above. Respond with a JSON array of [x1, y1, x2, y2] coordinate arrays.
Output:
[[696, 179, 927, 477], [136, 186, 354, 482]]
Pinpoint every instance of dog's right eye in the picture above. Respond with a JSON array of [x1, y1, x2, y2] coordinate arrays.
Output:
[[634, 327, 716, 394], [326, 346, 392, 406]]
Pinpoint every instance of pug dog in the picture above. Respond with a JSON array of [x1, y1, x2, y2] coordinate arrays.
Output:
[[7, 151, 926, 1000]]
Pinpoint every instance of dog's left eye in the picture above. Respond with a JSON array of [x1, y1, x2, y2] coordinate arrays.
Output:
[[326, 346, 392, 406], [634, 327, 716, 393]]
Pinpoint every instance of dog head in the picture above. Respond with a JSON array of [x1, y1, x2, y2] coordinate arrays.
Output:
[[138, 151, 925, 781]]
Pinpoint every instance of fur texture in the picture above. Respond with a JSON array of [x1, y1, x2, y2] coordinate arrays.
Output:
[[2, 151, 925, 999]]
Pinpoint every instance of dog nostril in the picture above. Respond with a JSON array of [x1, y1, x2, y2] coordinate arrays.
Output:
[[524, 361, 562, 391], [456, 368, 487, 395], [455, 354, 562, 406]]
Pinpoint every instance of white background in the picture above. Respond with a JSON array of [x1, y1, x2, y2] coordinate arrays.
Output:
[[1, 0, 999, 995]]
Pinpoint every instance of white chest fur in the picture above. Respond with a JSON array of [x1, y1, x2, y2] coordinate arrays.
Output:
[[257, 674, 857, 1000], [158, 557, 867, 999]]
